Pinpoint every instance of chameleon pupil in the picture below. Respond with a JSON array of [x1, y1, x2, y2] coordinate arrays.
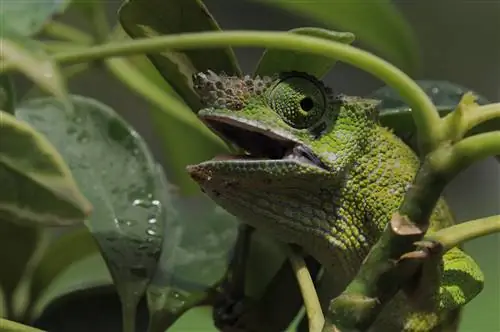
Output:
[[300, 97, 314, 112]]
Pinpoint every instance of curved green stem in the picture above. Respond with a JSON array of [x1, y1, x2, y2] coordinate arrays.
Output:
[[42, 21, 93, 45], [284, 245, 325, 332], [88, 1, 109, 43], [21, 63, 90, 101], [42, 41, 87, 54], [431, 132, 500, 177], [0, 318, 45, 332], [1, 31, 441, 149], [426, 215, 500, 251], [465, 103, 500, 133], [104, 57, 226, 149]]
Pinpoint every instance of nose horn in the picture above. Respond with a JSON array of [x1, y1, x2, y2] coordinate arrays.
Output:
[[192, 71, 275, 110]]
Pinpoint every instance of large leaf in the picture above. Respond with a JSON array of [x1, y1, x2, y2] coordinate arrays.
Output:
[[151, 195, 238, 290], [254, 27, 355, 77], [119, 0, 241, 111], [0, 75, 15, 114], [0, 0, 71, 37], [106, 26, 229, 194], [0, 220, 41, 318], [16, 95, 170, 313], [30, 254, 113, 323], [25, 228, 104, 321], [253, 0, 420, 74], [145, 194, 238, 332], [370, 80, 496, 152], [0, 111, 91, 227], [0, 31, 68, 104]]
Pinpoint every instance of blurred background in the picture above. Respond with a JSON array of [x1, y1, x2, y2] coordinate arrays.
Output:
[[23, 0, 499, 330]]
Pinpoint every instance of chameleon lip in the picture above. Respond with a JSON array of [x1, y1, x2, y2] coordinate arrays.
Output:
[[199, 114, 328, 170]]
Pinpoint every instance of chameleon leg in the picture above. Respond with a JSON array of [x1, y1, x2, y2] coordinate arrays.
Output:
[[213, 224, 321, 331], [235, 255, 320, 332], [401, 242, 484, 332], [212, 224, 254, 329]]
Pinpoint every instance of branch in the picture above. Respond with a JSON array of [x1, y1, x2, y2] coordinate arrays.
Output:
[[425, 215, 500, 251], [41, 21, 93, 45], [464, 103, 500, 134], [0, 318, 45, 332], [284, 245, 325, 332], [0, 31, 441, 150], [430, 132, 500, 178], [441, 93, 500, 140], [104, 57, 226, 148]]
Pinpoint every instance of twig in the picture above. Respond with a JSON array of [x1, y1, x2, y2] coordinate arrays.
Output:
[[284, 245, 325, 332], [0, 318, 45, 332], [425, 215, 500, 251]]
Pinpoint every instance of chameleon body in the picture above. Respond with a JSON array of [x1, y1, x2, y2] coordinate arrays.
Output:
[[187, 71, 484, 331]]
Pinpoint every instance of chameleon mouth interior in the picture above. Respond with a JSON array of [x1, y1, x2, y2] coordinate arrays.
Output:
[[201, 116, 328, 170]]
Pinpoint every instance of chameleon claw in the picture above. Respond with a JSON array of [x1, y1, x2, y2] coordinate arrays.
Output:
[[399, 239, 444, 262], [212, 284, 250, 330], [400, 240, 444, 308]]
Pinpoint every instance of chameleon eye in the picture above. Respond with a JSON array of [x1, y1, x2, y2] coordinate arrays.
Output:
[[267, 74, 327, 129]]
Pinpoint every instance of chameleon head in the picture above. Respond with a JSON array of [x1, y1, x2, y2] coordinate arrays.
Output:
[[186, 70, 380, 245]]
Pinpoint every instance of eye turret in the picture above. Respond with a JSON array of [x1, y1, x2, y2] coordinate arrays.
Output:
[[267, 73, 328, 129]]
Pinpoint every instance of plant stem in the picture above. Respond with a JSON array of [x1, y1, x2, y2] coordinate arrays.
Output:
[[0, 318, 45, 332], [0, 31, 441, 149], [284, 245, 325, 332], [464, 103, 500, 133], [121, 298, 138, 332], [42, 21, 93, 45], [20, 63, 90, 101], [426, 215, 500, 251], [431, 132, 500, 178], [41, 41, 87, 54], [104, 57, 225, 149], [88, 1, 109, 43]]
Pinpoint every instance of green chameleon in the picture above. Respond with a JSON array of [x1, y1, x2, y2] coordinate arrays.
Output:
[[187, 70, 484, 331]]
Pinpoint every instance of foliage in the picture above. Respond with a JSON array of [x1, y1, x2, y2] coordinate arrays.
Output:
[[0, 0, 499, 331]]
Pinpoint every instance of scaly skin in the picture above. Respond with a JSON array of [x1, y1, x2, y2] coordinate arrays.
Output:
[[187, 71, 484, 331]]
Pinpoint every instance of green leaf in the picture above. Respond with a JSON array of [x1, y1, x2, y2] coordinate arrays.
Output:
[[0, 111, 92, 227], [253, 0, 420, 74], [106, 26, 229, 194], [119, 0, 241, 111], [26, 228, 110, 321], [0, 220, 41, 317], [0, 31, 69, 104], [16, 95, 170, 308], [0, 0, 71, 37], [168, 306, 217, 331], [153, 195, 238, 290], [144, 194, 238, 331], [370, 81, 494, 151], [254, 27, 355, 77], [0, 75, 15, 114]]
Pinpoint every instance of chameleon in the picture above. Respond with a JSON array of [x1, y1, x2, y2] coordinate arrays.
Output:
[[186, 70, 484, 331]]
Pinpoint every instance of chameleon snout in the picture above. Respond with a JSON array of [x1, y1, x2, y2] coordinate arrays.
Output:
[[186, 164, 212, 185]]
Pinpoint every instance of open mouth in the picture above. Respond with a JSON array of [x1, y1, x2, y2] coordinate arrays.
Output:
[[201, 115, 328, 170]]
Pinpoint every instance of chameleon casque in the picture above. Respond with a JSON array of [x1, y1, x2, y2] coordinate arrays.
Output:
[[186, 70, 484, 331]]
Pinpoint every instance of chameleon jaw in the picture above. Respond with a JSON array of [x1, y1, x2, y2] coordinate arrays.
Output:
[[200, 114, 328, 170]]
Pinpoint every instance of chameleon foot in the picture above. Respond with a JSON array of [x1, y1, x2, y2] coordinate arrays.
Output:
[[399, 240, 445, 309], [400, 239, 444, 261], [212, 289, 249, 331]]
